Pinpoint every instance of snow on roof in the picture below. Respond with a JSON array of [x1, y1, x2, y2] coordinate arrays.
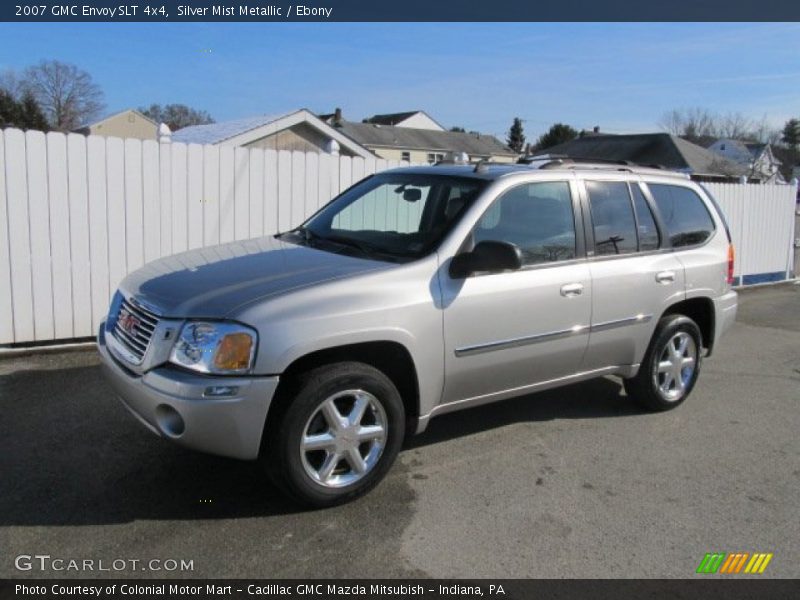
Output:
[[172, 111, 293, 145]]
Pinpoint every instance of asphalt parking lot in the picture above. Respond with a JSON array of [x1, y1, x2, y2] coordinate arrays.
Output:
[[1, 283, 798, 579]]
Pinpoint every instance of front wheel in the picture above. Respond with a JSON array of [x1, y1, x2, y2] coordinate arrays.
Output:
[[624, 314, 703, 411], [261, 362, 405, 507]]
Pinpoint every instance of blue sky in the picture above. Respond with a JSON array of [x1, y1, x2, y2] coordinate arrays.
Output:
[[1, 22, 798, 139]]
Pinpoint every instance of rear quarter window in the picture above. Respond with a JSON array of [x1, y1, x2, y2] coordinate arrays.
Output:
[[647, 184, 716, 248]]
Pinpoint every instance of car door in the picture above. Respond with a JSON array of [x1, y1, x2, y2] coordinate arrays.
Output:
[[440, 179, 592, 405], [579, 178, 686, 372]]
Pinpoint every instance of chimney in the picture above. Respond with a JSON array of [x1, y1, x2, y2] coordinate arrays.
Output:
[[334, 107, 342, 126], [593, 126, 600, 134]]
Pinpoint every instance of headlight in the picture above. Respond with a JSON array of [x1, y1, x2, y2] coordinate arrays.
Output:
[[169, 321, 257, 374]]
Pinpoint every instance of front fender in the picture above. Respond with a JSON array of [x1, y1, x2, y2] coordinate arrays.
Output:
[[274, 326, 420, 373]]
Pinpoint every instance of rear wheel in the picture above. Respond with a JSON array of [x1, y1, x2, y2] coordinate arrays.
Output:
[[624, 314, 702, 411], [262, 362, 405, 507]]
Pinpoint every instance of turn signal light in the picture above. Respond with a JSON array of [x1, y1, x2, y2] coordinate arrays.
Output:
[[214, 333, 253, 370]]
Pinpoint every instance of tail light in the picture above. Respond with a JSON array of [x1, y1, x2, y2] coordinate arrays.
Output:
[[727, 244, 735, 285]]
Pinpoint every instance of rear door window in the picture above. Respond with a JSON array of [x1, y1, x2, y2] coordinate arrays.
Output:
[[586, 181, 638, 255], [648, 184, 716, 247], [630, 184, 660, 251]]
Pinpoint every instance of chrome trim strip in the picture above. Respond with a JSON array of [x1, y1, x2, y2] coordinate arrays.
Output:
[[455, 324, 589, 357], [454, 313, 653, 357], [590, 313, 653, 332], [127, 296, 163, 318]]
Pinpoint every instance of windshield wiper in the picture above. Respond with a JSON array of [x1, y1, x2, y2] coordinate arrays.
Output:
[[321, 234, 380, 257], [282, 227, 401, 261], [279, 225, 321, 245]]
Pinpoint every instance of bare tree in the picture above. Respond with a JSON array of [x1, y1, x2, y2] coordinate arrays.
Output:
[[659, 107, 784, 146], [717, 112, 754, 140], [139, 103, 214, 131], [658, 107, 717, 144], [21, 60, 104, 131], [0, 69, 23, 97], [750, 116, 782, 145]]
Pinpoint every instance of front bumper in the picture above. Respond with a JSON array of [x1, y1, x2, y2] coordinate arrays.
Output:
[[98, 324, 278, 460]]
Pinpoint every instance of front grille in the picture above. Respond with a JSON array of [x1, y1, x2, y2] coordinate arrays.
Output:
[[112, 297, 160, 363]]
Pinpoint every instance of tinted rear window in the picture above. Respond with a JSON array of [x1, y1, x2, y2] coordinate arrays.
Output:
[[586, 181, 638, 255], [648, 184, 715, 247], [630, 184, 660, 251]]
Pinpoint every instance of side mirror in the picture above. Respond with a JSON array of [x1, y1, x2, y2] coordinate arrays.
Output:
[[449, 240, 523, 278], [403, 188, 422, 202]]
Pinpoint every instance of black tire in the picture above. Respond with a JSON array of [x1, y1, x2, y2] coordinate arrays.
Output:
[[261, 361, 405, 508], [624, 314, 703, 412]]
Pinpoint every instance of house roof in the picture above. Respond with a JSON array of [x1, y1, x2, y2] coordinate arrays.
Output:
[[534, 133, 745, 177], [363, 110, 445, 130], [364, 111, 420, 125], [336, 121, 516, 157], [709, 137, 760, 160], [173, 111, 294, 144], [744, 142, 768, 158], [171, 109, 374, 158]]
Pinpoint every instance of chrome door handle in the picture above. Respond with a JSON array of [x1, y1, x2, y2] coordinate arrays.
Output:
[[560, 283, 584, 297], [656, 270, 676, 284]]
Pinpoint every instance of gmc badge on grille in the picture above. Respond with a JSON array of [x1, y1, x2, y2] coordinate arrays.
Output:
[[118, 309, 140, 336]]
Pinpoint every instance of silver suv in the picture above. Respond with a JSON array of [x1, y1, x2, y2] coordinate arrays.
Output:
[[98, 160, 738, 506]]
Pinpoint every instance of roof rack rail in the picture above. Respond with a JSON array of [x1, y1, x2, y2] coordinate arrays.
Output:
[[520, 154, 667, 170], [513, 155, 687, 178], [520, 154, 628, 166]]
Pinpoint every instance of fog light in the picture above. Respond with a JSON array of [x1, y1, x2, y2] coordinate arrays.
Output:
[[204, 385, 239, 398], [155, 404, 185, 437]]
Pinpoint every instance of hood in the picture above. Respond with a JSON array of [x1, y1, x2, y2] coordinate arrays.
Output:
[[120, 236, 390, 318]]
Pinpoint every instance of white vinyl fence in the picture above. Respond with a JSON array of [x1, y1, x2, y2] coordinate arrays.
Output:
[[704, 182, 797, 286], [0, 127, 797, 345], [0, 128, 409, 344]]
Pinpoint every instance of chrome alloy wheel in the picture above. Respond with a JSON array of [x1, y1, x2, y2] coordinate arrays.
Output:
[[653, 331, 697, 402], [300, 389, 387, 488]]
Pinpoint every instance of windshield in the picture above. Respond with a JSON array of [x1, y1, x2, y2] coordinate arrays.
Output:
[[280, 172, 487, 262]]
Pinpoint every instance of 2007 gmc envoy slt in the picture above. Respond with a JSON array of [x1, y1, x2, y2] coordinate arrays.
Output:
[[99, 160, 737, 506]]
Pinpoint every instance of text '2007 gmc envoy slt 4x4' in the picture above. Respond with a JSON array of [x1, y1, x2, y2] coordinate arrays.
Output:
[[98, 159, 737, 506]]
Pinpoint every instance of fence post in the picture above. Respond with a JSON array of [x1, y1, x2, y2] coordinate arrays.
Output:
[[325, 139, 340, 156], [158, 123, 172, 144], [790, 179, 799, 279]]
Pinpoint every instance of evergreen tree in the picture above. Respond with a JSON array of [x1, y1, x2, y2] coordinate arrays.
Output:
[[535, 123, 579, 151], [781, 118, 800, 151], [18, 91, 49, 131], [0, 89, 20, 128], [0, 88, 49, 131], [506, 117, 525, 153]]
